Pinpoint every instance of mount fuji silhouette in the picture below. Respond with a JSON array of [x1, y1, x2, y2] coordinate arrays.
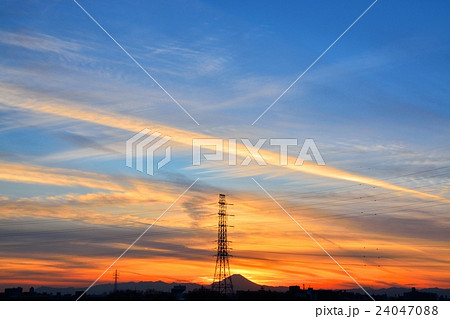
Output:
[[35, 274, 287, 295]]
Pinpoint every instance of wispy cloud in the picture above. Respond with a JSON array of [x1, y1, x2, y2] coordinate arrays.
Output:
[[2, 84, 448, 203]]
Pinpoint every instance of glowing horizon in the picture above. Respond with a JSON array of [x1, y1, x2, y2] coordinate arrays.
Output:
[[0, 0, 449, 294]]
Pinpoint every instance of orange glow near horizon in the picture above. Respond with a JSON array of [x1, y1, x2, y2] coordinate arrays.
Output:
[[1, 2, 450, 297], [0, 92, 448, 291], [1, 181, 449, 290]]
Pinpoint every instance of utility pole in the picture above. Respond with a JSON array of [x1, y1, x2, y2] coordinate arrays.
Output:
[[212, 194, 234, 294], [113, 269, 119, 292]]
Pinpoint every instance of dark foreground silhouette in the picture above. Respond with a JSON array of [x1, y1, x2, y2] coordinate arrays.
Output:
[[1, 275, 448, 301]]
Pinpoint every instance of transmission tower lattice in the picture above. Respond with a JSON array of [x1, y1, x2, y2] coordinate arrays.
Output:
[[212, 194, 234, 294], [113, 269, 119, 292]]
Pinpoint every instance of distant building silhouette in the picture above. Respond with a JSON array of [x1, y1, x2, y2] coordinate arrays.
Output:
[[403, 287, 437, 301], [4, 287, 22, 298], [289, 285, 301, 293], [0, 277, 447, 301]]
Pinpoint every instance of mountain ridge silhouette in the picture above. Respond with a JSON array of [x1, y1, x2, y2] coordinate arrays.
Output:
[[31, 274, 450, 298]]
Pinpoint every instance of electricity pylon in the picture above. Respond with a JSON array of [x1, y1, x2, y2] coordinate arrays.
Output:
[[113, 269, 119, 292], [212, 194, 234, 294]]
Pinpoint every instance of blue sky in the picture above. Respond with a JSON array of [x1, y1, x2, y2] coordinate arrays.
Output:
[[2, 1, 449, 139], [1, 0, 449, 188], [0, 1, 449, 289]]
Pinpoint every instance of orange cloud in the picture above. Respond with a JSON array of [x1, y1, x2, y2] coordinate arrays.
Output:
[[1, 85, 448, 204], [1, 86, 449, 290]]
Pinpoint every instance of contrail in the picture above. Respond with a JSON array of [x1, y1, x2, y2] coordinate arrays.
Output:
[[2, 88, 448, 204]]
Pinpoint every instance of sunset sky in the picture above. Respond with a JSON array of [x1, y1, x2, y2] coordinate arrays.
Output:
[[0, 0, 449, 292]]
